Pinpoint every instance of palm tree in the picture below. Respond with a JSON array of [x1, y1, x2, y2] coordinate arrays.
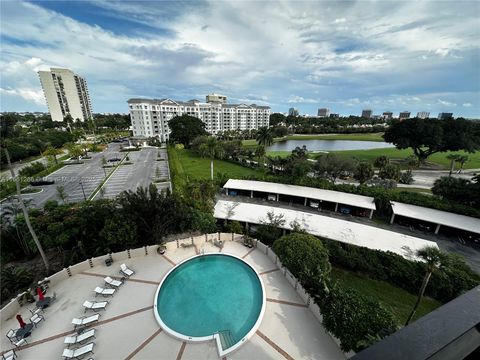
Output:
[[1, 145, 50, 273], [405, 246, 448, 325], [199, 137, 224, 180], [43, 145, 63, 164], [66, 143, 83, 163], [256, 127, 274, 147], [457, 155, 469, 173], [56, 185, 68, 204], [446, 154, 461, 176]]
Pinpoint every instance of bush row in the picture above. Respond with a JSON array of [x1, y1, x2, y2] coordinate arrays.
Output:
[[323, 238, 480, 303], [272, 233, 397, 352], [239, 173, 480, 218]]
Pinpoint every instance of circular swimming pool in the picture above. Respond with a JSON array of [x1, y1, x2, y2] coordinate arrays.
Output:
[[154, 254, 265, 353]]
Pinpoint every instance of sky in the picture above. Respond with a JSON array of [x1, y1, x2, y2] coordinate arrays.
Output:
[[0, 0, 479, 117]]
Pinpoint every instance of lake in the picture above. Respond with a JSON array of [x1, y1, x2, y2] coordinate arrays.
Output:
[[267, 139, 395, 152]]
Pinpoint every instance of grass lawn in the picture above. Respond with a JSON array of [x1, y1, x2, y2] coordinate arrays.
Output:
[[168, 147, 261, 189], [331, 267, 441, 325], [330, 148, 480, 170]]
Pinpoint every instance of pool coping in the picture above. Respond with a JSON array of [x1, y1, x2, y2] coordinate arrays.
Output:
[[153, 252, 267, 358]]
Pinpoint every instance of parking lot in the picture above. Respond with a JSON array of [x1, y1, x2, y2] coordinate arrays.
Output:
[[95, 147, 169, 199], [0, 142, 170, 214]]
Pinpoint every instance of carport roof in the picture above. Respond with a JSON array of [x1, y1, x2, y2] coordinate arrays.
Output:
[[391, 201, 480, 234], [224, 179, 376, 210], [214, 200, 438, 259]]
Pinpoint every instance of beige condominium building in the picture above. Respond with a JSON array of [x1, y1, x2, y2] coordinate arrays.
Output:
[[127, 94, 270, 141], [38, 67, 93, 122]]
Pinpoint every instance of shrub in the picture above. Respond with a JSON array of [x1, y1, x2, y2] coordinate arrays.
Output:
[[272, 233, 397, 352], [378, 164, 400, 181], [19, 161, 47, 178], [322, 238, 480, 303], [1, 266, 33, 302], [320, 283, 397, 352], [224, 220, 244, 234], [273, 233, 330, 290], [399, 170, 414, 184]]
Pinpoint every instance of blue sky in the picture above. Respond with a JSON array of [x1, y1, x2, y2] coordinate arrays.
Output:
[[1, 0, 479, 117]]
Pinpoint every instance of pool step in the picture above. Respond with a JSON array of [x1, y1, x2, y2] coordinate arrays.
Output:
[[218, 330, 236, 350]]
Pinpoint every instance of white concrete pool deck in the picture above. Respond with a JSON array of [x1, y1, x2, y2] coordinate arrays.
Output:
[[0, 238, 345, 360]]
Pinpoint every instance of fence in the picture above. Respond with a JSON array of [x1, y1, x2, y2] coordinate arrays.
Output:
[[1, 232, 346, 354]]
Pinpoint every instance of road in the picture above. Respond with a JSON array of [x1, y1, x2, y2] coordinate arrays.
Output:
[[0, 150, 68, 181]]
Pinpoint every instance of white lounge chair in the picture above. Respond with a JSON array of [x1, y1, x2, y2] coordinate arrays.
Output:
[[30, 313, 45, 328], [13, 338, 27, 348], [1, 349, 16, 360], [72, 314, 100, 329], [104, 276, 122, 288], [83, 300, 108, 313], [62, 342, 95, 359], [120, 264, 134, 277], [94, 286, 115, 297], [6, 329, 16, 343], [64, 329, 96, 348]]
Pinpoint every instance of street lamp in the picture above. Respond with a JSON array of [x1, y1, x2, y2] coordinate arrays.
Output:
[[79, 180, 87, 201]]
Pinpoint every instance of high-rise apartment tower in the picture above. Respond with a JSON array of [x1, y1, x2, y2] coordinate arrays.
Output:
[[38, 67, 93, 122]]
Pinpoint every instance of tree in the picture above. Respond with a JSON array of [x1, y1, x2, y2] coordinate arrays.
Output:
[[43, 145, 63, 164], [431, 176, 475, 205], [457, 155, 469, 173], [378, 164, 401, 181], [354, 162, 374, 184], [66, 143, 83, 162], [256, 210, 286, 245], [273, 233, 331, 290], [198, 137, 224, 180], [446, 154, 461, 176], [256, 127, 274, 147], [168, 115, 207, 147], [405, 246, 448, 325], [315, 154, 356, 184], [384, 118, 480, 164], [56, 185, 68, 204], [254, 144, 266, 166], [374, 155, 389, 169], [1, 125, 50, 273]]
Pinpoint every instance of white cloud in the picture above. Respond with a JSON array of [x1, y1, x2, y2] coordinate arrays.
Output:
[[0, 87, 45, 105], [287, 95, 317, 104], [437, 99, 457, 106], [463, 102, 472, 107], [0, 0, 478, 116]]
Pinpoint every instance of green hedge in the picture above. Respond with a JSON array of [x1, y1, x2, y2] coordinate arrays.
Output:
[[323, 238, 480, 303]]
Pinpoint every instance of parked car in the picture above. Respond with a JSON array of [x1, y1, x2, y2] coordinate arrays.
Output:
[[309, 201, 320, 209], [267, 194, 276, 201], [339, 206, 351, 215], [30, 179, 55, 186]]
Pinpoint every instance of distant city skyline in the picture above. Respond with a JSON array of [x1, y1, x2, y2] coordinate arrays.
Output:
[[0, 1, 479, 117]]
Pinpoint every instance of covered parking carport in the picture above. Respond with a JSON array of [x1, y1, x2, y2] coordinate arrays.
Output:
[[223, 179, 376, 218], [390, 201, 480, 244], [214, 200, 438, 260]]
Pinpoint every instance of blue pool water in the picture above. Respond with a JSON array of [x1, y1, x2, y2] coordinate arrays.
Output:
[[156, 254, 263, 342]]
